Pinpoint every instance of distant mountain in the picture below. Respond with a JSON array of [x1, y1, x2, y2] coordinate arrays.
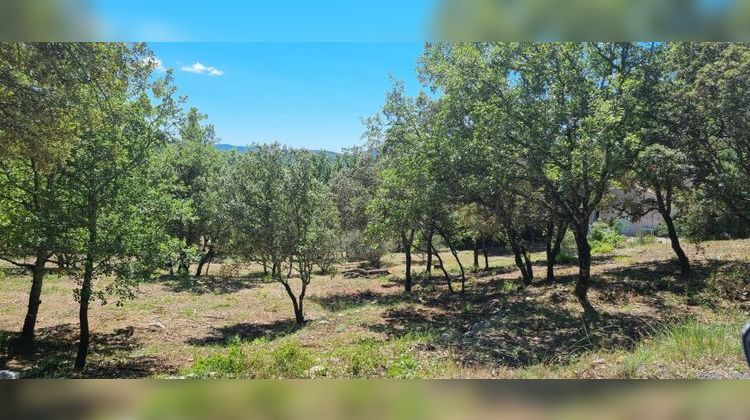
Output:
[[214, 143, 250, 152], [213, 143, 339, 158]]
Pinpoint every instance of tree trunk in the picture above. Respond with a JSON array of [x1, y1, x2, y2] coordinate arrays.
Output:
[[441, 229, 467, 293], [75, 258, 93, 370], [572, 223, 598, 320], [545, 239, 554, 284], [54, 253, 65, 271], [482, 239, 489, 270], [75, 200, 97, 370], [473, 240, 479, 271], [195, 245, 214, 277], [402, 230, 414, 293], [204, 255, 212, 276], [425, 228, 433, 280], [431, 245, 453, 293], [507, 228, 532, 285], [451, 246, 466, 293], [281, 279, 306, 325], [664, 214, 690, 276], [296, 287, 306, 325], [546, 223, 567, 284], [18, 248, 48, 353], [545, 220, 555, 283], [522, 247, 534, 284], [655, 188, 690, 276], [178, 236, 190, 277]]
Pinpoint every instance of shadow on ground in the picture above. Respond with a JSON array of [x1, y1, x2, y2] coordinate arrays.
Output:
[[152, 272, 269, 295], [370, 290, 662, 369], [597, 258, 750, 299], [186, 319, 298, 346], [308, 290, 408, 312], [365, 257, 717, 369], [1, 324, 175, 378]]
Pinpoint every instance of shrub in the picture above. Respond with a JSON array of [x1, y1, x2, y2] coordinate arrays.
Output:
[[187, 338, 317, 379], [218, 261, 244, 278], [387, 353, 420, 379], [345, 339, 385, 377], [590, 242, 615, 255], [555, 252, 578, 264], [189, 337, 249, 378], [619, 319, 739, 378], [655, 222, 670, 238], [341, 231, 387, 268], [263, 341, 316, 378], [558, 230, 578, 261], [588, 222, 625, 255], [700, 263, 750, 304], [634, 230, 656, 245]]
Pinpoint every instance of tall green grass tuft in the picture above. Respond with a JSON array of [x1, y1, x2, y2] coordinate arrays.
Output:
[[261, 341, 316, 378], [589, 222, 625, 255], [619, 319, 741, 378], [186, 338, 317, 378], [188, 337, 249, 378], [345, 339, 385, 377]]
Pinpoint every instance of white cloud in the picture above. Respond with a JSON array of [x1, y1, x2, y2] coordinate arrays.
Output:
[[141, 56, 166, 72], [181, 62, 224, 77]]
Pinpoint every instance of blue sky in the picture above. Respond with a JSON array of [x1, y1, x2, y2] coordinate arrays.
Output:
[[149, 43, 425, 151], [91, 1, 435, 41]]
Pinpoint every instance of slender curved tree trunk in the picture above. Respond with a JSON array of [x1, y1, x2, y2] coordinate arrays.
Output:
[[402, 230, 415, 293], [425, 228, 433, 280], [572, 222, 598, 320], [195, 245, 214, 277], [482, 238, 489, 270], [204, 256, 212, 276], [507, 226, 533, 285], [655, 188, 690, 276], [281, 280, 305, 325], [664, 215, 690, 276], [445, 236, 467, 293], [431, 245, 453, 293], [18, 248, 48, 353], [546, 223, 567, 283], [522, 247, 534, 284], [473, 239, 479, 271], [75, 199, 97, 370]]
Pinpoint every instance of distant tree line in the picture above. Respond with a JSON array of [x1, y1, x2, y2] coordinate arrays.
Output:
[[1, 42, 749, 369]]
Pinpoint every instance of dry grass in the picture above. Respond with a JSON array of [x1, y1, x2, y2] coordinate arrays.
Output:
[[0, 239, 748, 378]]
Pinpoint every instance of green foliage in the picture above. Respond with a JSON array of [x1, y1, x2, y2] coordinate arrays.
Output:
[[669, 43, 750, 229], [221, 144, 341, 322], [677, 190, 750, 241], [188, 339, 317, 379], [694, 263, 750, 305], [557, 231, 579, 262], [340, 231, 388, 267], [157, 107, 226, 276], [387, 354, 420, 379], [655, 223, 670, 238], [344, 339, 385, 377], [620, 319, 740, 379], [189, 337, 250, 378], [250, 341, 317, 379], [588, 222, 625, 254], [330, 147, 385, 266], [633, 231, 656, 245]]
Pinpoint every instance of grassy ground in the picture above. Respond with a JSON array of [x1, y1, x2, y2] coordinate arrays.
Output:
[[0, 238, 748, 378]]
